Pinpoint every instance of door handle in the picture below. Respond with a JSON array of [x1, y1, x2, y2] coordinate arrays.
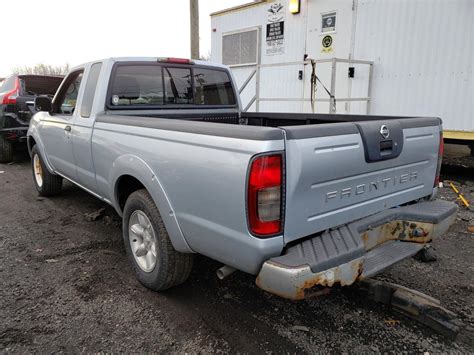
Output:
[[65, 125, 72, 132]]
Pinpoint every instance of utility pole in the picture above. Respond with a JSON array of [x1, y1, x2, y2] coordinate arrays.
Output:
[[190, 0, 200, 59]]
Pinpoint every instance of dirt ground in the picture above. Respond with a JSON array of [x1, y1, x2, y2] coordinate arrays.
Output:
[[1, 145, 473, 353]]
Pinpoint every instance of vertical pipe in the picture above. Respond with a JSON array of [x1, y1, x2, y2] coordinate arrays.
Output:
[[190, 0, 200, 59], [367, 63, 374, 114], [302, 0, 309, 113], [347, 0, 359, 113], [255, 65, 261, 112], [329, 58, 337, 114]]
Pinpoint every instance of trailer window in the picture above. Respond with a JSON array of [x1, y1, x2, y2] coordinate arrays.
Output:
[[222, 29, 258, 66]]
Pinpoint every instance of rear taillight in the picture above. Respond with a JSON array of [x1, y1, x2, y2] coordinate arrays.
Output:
[[434, 131, 444, 187], [1, 78, 20, 105], [247, 154, 283, 236]]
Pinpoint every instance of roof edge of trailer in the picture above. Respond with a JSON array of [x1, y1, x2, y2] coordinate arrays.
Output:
[[210, 0, 269, 17]]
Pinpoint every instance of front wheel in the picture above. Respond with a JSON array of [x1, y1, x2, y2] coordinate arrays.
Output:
[[123, 189, 193, 291], [31, 145, 62, 196]]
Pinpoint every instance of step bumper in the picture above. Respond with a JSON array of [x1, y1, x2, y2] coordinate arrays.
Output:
[[256, 199, 457, 300]]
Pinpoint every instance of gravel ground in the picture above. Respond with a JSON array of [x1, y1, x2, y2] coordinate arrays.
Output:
[[1, 146, 473, 353]]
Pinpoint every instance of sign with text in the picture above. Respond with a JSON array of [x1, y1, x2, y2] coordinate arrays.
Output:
[[266, 2, 285, 55]]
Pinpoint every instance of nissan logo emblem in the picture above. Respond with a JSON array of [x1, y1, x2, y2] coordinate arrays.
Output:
[[380, 125, 390, 139]]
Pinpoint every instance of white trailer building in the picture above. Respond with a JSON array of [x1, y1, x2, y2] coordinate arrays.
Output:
[[210, 0, 473, 145]]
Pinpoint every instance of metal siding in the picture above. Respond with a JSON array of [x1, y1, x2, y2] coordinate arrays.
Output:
[[304, 0, 355, 112], [211, 0, 472, 132], [352, 0, 473, 132], [211, 0, 308, 112]]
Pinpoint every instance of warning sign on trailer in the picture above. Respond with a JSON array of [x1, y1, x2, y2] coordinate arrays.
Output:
[[266, 22, 284, 44], [266, 2, 285, 55]]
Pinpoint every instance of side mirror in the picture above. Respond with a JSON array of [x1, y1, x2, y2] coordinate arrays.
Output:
[[34, 96, 53, 112]]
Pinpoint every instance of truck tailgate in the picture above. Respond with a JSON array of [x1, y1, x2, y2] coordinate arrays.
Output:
[[282, 117, 441, 243]]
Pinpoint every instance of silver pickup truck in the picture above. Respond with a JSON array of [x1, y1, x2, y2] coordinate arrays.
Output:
[[27, 57, 457, 300]]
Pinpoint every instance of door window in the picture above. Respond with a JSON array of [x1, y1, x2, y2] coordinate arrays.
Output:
[[55, 71, 83, 115]]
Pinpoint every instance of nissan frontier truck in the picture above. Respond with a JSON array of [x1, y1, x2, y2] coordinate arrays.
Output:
[[27, 57, 456, 300]]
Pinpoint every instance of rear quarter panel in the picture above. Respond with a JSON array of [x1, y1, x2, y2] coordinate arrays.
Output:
[[91, 120, 285, 274]]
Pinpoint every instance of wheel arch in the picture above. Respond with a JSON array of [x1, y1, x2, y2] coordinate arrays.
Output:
[[27, 136, 36, 156], [110, 155, 193, 253], [27, 132, 55, 173]]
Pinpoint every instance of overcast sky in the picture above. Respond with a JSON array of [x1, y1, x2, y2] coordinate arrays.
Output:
[[0, 0, 247, 77]]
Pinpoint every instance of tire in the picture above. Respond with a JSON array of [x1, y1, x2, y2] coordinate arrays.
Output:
[[0, 136, 13, 163], [123, 189, 193, 291], [31, 145, 63, 196]]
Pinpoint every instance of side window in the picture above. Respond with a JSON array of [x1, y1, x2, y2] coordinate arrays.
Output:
[[56, 71, 83, 115], [163, 67, 193, 104], [81, 63, 102, 118]]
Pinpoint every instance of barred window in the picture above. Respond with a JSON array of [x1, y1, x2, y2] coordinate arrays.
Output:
[[222, 29, 258, 66]]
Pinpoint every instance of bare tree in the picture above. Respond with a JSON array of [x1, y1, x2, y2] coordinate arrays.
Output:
[[12, 63, 70, 76], [199, 51, 211, 61]]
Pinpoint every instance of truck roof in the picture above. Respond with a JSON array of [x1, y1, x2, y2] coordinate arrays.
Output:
[[69, 57, 229, 72]]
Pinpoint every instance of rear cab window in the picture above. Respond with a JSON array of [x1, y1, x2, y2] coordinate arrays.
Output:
[[108, 62, 237, 109]]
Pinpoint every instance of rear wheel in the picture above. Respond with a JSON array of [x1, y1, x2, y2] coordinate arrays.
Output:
[[0, 136, 13, 163], [123, 189, 193, 291], [31, 145, 62, 196]]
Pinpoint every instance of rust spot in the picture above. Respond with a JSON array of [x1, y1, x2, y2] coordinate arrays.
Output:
[[390, 222, 402, 236], [296, 260, 364, 300], [356, 261, 364, 277], [361, 232, 369, 245], [297, 275, 326, 300]]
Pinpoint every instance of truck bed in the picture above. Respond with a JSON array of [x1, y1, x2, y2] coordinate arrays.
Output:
[[103, 110, 434, 126], [98, 110, 441, 244]]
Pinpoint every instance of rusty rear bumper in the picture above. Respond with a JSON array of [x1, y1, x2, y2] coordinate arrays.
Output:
[[256, 199, 457, 300]]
